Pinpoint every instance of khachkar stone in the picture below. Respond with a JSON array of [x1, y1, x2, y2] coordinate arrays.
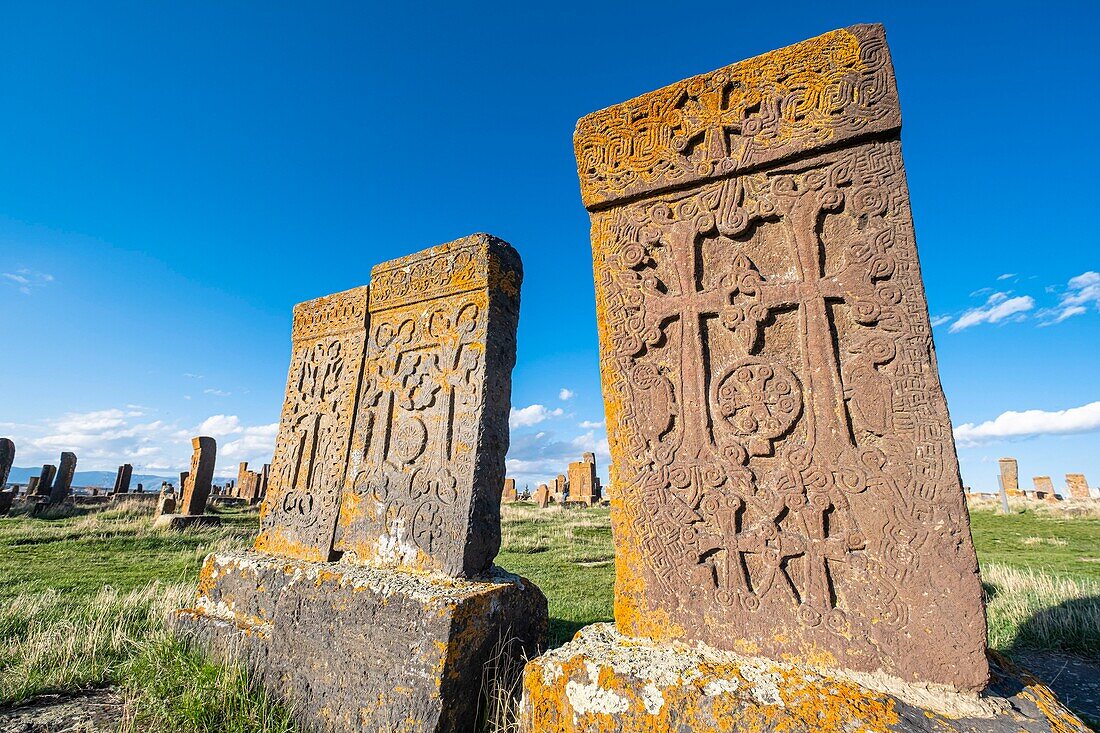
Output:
[[502, 478, 518, 503], [154, 437, 219, 529], [533, 483, 549, 508], [112, 464, 133, 495], [999, 457, 1023, 497], [567, 455, 599, 506], [34, 464, 56, 498], [49, 451, 77, 504], [253, 286, 370, 562], [335, 234, 522, 578], [1066, 473, 1091, 500], [236, 461, 263, 504], [554, 473, 566, 502], [1032, 476, 1056, 500], [521, 25, 1089, 733], [0, 438, 13, 489], [173, 237, 547, 733]]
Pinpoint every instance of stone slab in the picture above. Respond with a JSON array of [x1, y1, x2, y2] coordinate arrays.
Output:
[[578, 24, 987, 690], [50, 452, 77, 504], [335, 234, 522, 578], [0, 490, 13, 516], [152, 514, 221, 531], [173, 550, 547, 733], [1065, 474, 1090, 500], [179, 437, 216, 515], [254, 285, 371, 563], [520, 624, 1088, 733], [0, 438, 13, 489]]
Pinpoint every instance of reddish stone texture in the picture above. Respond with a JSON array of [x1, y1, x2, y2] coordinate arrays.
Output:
[[254, 286, 371, 563], [1032, 476, 1056, 500], [1065, 473, 1091, 500], [567, 457, 600, 506], [112, 464, 133, 495], [179, 437, 216, 516], [335, 234, 522, 579], [1000, 458, 1024, 497], [502, 478, 518, 503], [578, 24, 987, 690], [0, 439, 13, 489], [533, 483, 550, 508]]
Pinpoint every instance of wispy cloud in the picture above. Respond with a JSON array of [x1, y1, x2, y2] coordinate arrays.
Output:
[[578, 419, 604, 429], [996, 273, 1016, 281], [949, 292, 1034, 332], [930, 314, 952, 328], [954, 400, 1100, 447], [509, 404, 564, 428], [203, 388, 231, 397], [558, 388, 574, 401], [1038, 271, 1100, 325], [184, 373, 204, 379], [2, 268, 54, 295]]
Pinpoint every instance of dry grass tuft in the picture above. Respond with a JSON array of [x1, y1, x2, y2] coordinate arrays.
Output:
[[984, 563, 1100, 657]]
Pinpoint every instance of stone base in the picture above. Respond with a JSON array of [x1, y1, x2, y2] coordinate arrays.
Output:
[[520, 624, 1089, 733], [112, 492, 159, 503], [172, 551, 548, 733], [152, 513, 221, 530]]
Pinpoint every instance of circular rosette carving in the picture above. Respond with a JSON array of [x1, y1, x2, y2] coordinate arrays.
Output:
[[712, 359, 803, 458], [280, 491, 318, 529], [390, 416, 428, 465]]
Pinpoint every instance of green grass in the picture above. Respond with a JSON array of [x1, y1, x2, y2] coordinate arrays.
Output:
[[0, 496, 1097, 731]]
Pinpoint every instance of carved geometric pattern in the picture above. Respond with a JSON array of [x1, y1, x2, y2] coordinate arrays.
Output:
[[335, 234, 521, 578], [581, 25, 988, 691], [254, 286, 370, 563]]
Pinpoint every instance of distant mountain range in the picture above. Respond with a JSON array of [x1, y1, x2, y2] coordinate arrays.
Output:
[[5, 467, 234, 489]]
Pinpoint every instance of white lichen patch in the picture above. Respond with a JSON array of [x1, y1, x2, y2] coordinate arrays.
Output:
[[540, 660, 564, 686], [373, 517, 421, 568], [565, 680, 629, 717], [640, 682, 664, 714], [737, 660, 784, 707], [702, 678, 740, 697]]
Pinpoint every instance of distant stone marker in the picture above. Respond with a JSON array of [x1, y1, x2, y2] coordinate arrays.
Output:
[[567, 454, 600, 506], [553, 473, 566, 502], [34, 464, 56, 499], [49, 452, 77, 504], [533, 483, 549, 508], [174, 235, 546, 733], [502, 478, 518, 503], [253, 285, 370, 562], [1066, 473, 1091, 500], [541, 24, 988, 700], [154, 437, 219, 529], [236, 461, 263, 504], [1032, 475, 1056, 500], [0, 438, 14, 489], [336, 234, 522, 578], [112, 464, 133, 495], [26, 476, 40, 497], [999, 457, 1023, 497]]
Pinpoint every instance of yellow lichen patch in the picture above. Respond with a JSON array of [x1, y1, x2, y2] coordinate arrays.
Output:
[[253, 529, 330, 563], [990, 652, 1091, 733]]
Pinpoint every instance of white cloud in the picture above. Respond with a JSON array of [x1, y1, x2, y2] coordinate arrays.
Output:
[[954, 400, 1100, 447], [1039, 271, 1100, 325], [198, 414, 242, 435], [1, 268, 54, 295], [996, 273, 1016, 281], [558, 388, 575, 401], [505, 425, 609, 489], [579, 419, 605, 429], [930, 314, 952, 328], [184, 373, 204, 379], [949, 293, 1034, 332], [509, 404, 564, 428], [203, 388, 231, 397]]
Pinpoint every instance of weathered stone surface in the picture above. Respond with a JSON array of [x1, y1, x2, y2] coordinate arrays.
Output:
[[568, 456, 600, 506], [112, 464, 133, 495], [999, 458, 1023, 497], [179, 437, 216, 515], [554, 474, 567, 502], [1032, 476, 1055, 499], [534, 483, 550, 508], [0, 490, 13, 515], [1065, 473, 1090, 500], [237, 462, 264, 504], [520, 624, 1089, 733], [336, 234, 522, 578], [35, 464, 56, 498], [0, 438, 13, 489], [155, 489, 177, 517], [254, 286, 370, 563], [577, 24, 986, 690], [503, 478, 518, 503], [173, 551, 547, 733], [26, 476, 40, 497]]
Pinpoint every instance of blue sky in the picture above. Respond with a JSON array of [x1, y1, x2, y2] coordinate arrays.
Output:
[[1, 2, 1097, 495]]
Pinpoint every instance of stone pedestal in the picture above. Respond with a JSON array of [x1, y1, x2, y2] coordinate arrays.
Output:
[[520, 625, 1088, 733], [152, 513, 220, 530], [174, 551, 547, 733]]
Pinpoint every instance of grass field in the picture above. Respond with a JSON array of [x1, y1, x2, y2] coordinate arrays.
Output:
[[1, 497, 1098, 731]]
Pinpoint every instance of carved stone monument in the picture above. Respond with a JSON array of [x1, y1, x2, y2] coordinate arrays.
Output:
[[533, 483, 549, 508], [999, 457, 1023, 497], [0, 438, 13, 489], [1031, 476, 1056, 501], [48, 451, 77, 504], [112, 464, 133, 495], [34, 464, 56, 498], [236, 461, 263, 504], [502, 477, 518, 503], [154, 437, 219, 529], [173, 235, 547, 733], [1065, 473, 1091, 500], [513, 28, 1076, 733], [553, 473, 567, 502], [567, 455, 600, 506]]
